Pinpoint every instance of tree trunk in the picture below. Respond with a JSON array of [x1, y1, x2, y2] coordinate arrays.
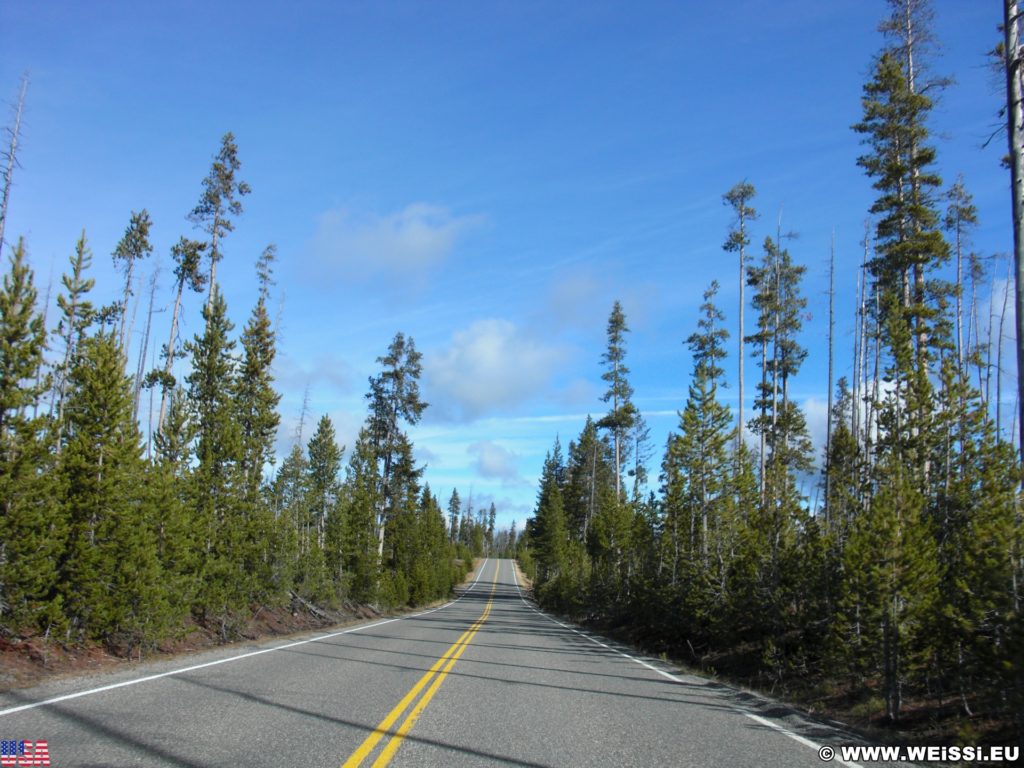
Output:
[[1004, 0, 1024, 470], [133, 266, 159, 421], [158, 277, 185, 434], [998, 260, 1013, 440], [826, 231, 835, 514], [0, 74, 28, 263]]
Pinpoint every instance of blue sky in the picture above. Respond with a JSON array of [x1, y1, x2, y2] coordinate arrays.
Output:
[[0, 1, 1012, 530]]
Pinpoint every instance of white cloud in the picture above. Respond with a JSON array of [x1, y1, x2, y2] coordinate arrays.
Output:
[[468, 440, 527, 487], [310, 202, 481, 279], [424, 318, 569, 421]]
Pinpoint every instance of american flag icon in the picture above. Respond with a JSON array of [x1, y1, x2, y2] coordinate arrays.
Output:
[[0, 740, 50, 767]]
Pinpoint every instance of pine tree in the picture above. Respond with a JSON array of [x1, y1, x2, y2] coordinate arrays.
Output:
[[532, 446, 569, 588], [306, 415, 342, 601], [943, 177, 977, 374], [563, 417, 614, 542], [668, 282, 733, 574], [746, 237, 814, 486], [365, 332, 427, 561], [237, 245, 281, 503], [836, 451, 939, 722], [0, 240, 64, 633], [185, 292, 247, 634], [722, 182, 758, 453], [148, 394, 197, 626], [342, 429, 382, 603], [189, 132, 251, 311], [53, 232, 95, 449], [111, 209, 153, 349], [60, 332, 169, 651], [307, 415, 342, 553], [447, 488, 461, 542], [597, 301, 637, 500], [854, 13, 950, 475]]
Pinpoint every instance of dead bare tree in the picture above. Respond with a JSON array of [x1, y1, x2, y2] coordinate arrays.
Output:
[[0, 74, 28, 262], [1004, 0, 1024, 464]]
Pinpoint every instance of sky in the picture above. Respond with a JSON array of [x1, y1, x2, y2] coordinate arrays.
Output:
[[0, 1, 1013, 531]]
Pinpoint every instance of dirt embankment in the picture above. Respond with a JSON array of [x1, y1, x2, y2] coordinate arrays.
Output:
[[1, 563, 483, 693]]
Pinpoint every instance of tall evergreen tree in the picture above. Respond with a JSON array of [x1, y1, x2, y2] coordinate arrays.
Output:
[[53, 232, 95, 449], [0, 240, 63, 632], [532, 444, 569, 587], [189, 132, 251, 311], [722, 182, 757, 454], [597, 301, 637, 499], [667, 282, 733, 573], [836, 452, 939, 722], [746, 237, 813, 483], [563, 417, 614, 542], [237, 245, 281, 503], [185, 291, 247, 633], [342, 429, 383, 603], [447, 487, 461, 542], [60, 332, 168, 651], [365, 332, 427, 561], [111, 209, 153, 349]]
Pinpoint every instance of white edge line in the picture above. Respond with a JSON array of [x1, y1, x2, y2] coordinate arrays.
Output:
[[511, 569, 863, 768], [0, 557, 491, 719]]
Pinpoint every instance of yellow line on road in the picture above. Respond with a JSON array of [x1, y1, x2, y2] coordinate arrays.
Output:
[[341, 562, 499, 768]]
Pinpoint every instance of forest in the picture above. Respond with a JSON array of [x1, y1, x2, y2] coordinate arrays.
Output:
[[518, 0, 1024, 741], [0, 0, 1022, 746], [0, 127, 509, 656]]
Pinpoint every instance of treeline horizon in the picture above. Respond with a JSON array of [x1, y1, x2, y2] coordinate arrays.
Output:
[[518, 0, 1023, 739], [0, 130, 512, 655]]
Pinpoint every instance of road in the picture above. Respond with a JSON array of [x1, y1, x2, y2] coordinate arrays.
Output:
[[0, 558, 908, 767]]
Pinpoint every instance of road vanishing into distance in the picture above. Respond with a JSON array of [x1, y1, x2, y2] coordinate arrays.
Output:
[[1, 559, 911, 767]]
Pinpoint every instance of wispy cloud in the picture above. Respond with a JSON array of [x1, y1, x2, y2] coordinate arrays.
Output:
[[309, 202, 483, 281], [424, 318, 570, 422], [468, 440, 528, 487]]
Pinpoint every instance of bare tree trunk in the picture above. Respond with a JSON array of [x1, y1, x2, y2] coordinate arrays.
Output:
[[759, 335, 767, 502], [0, 74, 28, 263], [987, 264, 999, 411], [206, 223, 221, 314], [119, 259, 135, 350], [738, 222, 746, 454], [157, 277, 185, 434], [1004, 0, 1024, 469], [968, 253, 983, 395], [999, 260, 1013, 440], [147, 344, 156, 460], [853, 267, 862, 440], [613, 359, 622, 499], [953, 204, 965, 373], [870, 285, 882, 473], [826, 232, 836, 515], [133, 266, 159, 421]]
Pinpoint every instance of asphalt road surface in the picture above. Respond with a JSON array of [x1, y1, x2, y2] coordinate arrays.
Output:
[[0, 558, 912, 767]]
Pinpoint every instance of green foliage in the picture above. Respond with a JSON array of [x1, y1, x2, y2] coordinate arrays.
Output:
[[111, 209, 153, 345], [189, 132, 251, 299], [597, 301, 637, 498], [0, 241, 64, 632], [60, 332, 169, 650]]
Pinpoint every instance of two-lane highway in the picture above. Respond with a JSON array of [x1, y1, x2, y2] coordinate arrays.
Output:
[[0, 559, 908, 766]]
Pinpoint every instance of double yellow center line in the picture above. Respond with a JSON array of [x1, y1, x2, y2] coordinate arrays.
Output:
[[341, 563, 499, 768]]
